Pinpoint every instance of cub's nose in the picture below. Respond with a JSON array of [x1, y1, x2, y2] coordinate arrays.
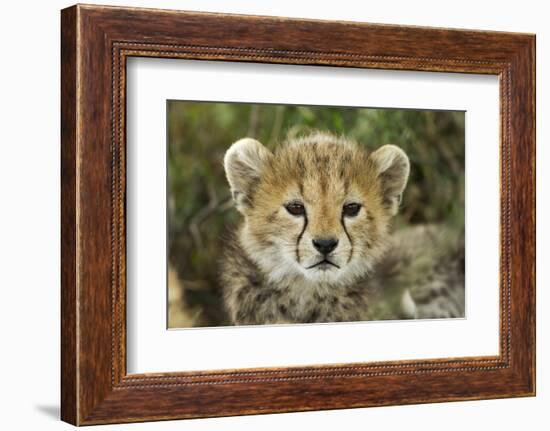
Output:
[[312, 238, 338, 255]]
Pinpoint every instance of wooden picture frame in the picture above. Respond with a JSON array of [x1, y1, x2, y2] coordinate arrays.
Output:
[[61, 4, 535, 425]]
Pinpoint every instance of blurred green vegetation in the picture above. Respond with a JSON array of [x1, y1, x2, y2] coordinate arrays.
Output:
[[167, 101, 465, 328]]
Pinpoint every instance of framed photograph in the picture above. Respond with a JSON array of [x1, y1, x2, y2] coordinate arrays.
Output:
[[61, 4, 535, 425]]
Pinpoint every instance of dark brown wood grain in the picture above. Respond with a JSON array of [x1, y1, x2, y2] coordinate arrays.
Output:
[[60, 5, 78, 425], [61, 4, 535, 425]]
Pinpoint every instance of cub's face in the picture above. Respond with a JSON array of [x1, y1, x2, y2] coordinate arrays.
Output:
[[224, 133, 409, 287]]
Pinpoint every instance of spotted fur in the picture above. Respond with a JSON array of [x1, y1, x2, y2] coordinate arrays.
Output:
[[220, 132, 464, 325]]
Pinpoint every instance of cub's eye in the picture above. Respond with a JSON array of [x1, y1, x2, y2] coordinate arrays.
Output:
[[343, 203, 361, 217], [285, 202, 306, 216]]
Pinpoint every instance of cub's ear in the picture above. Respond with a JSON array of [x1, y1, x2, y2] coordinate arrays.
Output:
[[369, 145, 410, 215], [224, 138, 272, 213]]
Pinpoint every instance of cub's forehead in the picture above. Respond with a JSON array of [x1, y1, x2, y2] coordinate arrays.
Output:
[[263, 134, 373, 195]]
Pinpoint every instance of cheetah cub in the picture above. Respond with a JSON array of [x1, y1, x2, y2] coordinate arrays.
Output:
[[221, 132, 464, 325]]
